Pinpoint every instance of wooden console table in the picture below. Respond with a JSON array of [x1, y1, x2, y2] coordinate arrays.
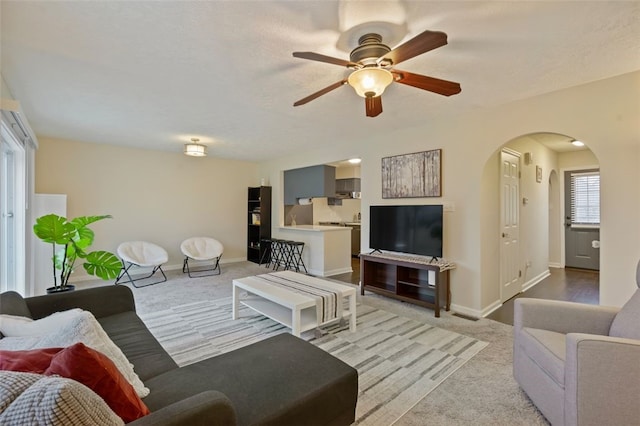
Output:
[[359, 253, 455, 317]]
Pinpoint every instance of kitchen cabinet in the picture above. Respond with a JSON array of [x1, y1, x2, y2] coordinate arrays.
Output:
[[350, 224, 361, 256], [284, 165, 336, 205], [335, 178, 361, 193]]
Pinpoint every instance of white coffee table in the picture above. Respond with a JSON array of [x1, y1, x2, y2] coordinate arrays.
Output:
[[232, 271, 356, 337]]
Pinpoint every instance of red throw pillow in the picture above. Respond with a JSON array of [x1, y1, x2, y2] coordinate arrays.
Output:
[[0, 347, 63, 373], [45, 342, 150, 422]]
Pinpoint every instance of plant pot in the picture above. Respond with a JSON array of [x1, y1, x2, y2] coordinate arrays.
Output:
[[46, 284, 76, 295]]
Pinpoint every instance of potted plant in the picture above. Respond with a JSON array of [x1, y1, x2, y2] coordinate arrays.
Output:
[[33, 214, 122, 293]]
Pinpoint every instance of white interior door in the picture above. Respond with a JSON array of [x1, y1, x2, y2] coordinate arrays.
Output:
[[500, 149, 521, 302]]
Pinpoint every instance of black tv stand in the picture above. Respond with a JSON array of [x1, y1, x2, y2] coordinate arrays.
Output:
[[369, 249, 383, 254], [359, 253, 454, 317]]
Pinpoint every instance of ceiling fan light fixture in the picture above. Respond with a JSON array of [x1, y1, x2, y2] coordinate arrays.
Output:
[[348, 67, 393, 98], [184, 138, 207, 157]]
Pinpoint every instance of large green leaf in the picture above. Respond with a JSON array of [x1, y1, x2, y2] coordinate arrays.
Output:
[[70, 215, 113, 229], [83, 251, 122, 280], [74, 226, 95, 250], [33, 214, 75, 245]]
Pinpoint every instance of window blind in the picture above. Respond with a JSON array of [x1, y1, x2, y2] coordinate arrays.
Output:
[[570, 171, 600, 225]]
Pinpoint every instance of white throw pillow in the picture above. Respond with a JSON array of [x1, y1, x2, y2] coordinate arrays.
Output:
[[0, 309, 83, 337], [0, 312, 149, 398]]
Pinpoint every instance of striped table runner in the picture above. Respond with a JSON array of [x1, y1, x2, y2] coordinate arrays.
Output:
[[255, 272, 344, 323]]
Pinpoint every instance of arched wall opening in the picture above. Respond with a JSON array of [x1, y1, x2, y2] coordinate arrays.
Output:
[[480, 132, 600, 314]]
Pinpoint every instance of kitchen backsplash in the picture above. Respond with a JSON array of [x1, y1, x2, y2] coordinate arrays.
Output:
[[312, 197, 361, 224], [284, 204, 312, 225]]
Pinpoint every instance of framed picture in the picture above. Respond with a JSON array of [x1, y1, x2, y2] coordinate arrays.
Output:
[[382, 149, 442, 198], [536, 165, 542, 183]]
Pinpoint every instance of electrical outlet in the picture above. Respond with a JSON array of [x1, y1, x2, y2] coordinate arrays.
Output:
[[443, 202, 455, 212], [526, 260, 532, 267]]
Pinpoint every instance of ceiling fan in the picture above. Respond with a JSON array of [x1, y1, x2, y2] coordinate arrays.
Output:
[[292, 30, 461, 117]]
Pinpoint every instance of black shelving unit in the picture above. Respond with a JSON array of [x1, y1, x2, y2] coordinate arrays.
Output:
[[247, 186, 272, 264]]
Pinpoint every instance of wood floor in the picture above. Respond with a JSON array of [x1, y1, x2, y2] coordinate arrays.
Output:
[[486, 267, 599, 325], [332, 259, 599, 326]]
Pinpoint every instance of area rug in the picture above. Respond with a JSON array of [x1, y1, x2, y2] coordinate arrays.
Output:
[[140, 297, 488, 426]]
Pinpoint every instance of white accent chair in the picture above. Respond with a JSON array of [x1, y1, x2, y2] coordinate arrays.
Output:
[[513, 260, 640, 425], [180, 237, 223, 278], [114, 241, 168, 287]]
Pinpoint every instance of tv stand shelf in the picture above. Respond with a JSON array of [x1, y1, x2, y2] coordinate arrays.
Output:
[[360, 253, 455, 317]]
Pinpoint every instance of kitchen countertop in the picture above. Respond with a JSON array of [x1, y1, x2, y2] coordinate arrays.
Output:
[[280, 225, 351, 232]]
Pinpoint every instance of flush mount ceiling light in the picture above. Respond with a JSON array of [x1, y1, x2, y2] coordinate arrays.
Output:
[[184, 138, 207, 157], [571, 139, 585, 147], [348, 158, 362, 164]]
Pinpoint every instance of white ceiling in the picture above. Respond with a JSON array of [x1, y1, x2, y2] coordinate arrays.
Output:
[[1, 1, 639, 161]]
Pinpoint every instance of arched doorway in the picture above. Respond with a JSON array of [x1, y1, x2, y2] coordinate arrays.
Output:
[[481, 132, 600, 312]]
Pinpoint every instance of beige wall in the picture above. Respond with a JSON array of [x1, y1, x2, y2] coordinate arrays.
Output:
[[35, 137, 260, 279], [259, 71, 640, 317]]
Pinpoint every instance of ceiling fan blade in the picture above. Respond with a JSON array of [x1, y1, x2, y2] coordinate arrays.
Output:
[[392, 70, 461, 96], [293, 52, 358, 68], [381, 30, 448, 66], [365, 96, 383, 117], [293, 79, 348, 106]]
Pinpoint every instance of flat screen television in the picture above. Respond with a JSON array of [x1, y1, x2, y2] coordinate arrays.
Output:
[[369, 205, 443, 258]]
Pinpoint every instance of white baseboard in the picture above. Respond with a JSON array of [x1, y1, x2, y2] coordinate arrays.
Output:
[[548, 262, 562, 269], [68, 256, 249, 283], [522, 269, 551, 292], [450, 303, 484, 320], [481, 300, 503, 317]]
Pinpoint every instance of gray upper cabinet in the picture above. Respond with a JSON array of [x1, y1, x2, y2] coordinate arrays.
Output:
[[284, 165, 336, 205], [335, 178, 361, 193]]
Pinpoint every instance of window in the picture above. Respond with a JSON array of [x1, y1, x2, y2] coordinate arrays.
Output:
[[570, 171, 600, 226]]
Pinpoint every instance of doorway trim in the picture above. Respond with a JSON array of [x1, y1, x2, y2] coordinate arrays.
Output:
[[559, 164, 600, 269]]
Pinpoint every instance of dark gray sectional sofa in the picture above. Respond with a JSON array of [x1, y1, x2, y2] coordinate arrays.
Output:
[[0, 285, 358, 425]]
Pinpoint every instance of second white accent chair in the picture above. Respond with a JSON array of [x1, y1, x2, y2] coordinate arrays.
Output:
[[180, 237, 224, 278]]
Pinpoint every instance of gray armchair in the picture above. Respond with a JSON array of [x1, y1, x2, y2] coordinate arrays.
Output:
[[513, 261, 640, 425]]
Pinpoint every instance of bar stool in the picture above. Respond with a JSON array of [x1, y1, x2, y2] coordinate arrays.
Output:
[[269, 238, 286, 270], [288, 241, 308, 273], [258, 238, 272, 266], [276, 240, 296, 271]]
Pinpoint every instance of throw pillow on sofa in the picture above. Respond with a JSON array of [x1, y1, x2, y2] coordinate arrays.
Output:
[[0, 343, 150, 422], [0, 346, 62, 373], [0, 371, 124, 426], [0, 309, 83, 337], [0, 311, 149, 398]]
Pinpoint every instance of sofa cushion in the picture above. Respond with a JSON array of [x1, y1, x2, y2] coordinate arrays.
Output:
[[143, 333, 357, 426], [0, 311, 149, 398], [609, 291, 640, 340], [98, 311, 178, 382], [0, 291, 32, 318], [0, 371, 124, 426], [519, 327, 566, 387], [0, 309, 83, 337], [0, 347, 62, 373], [46, 342, 150, 422]]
